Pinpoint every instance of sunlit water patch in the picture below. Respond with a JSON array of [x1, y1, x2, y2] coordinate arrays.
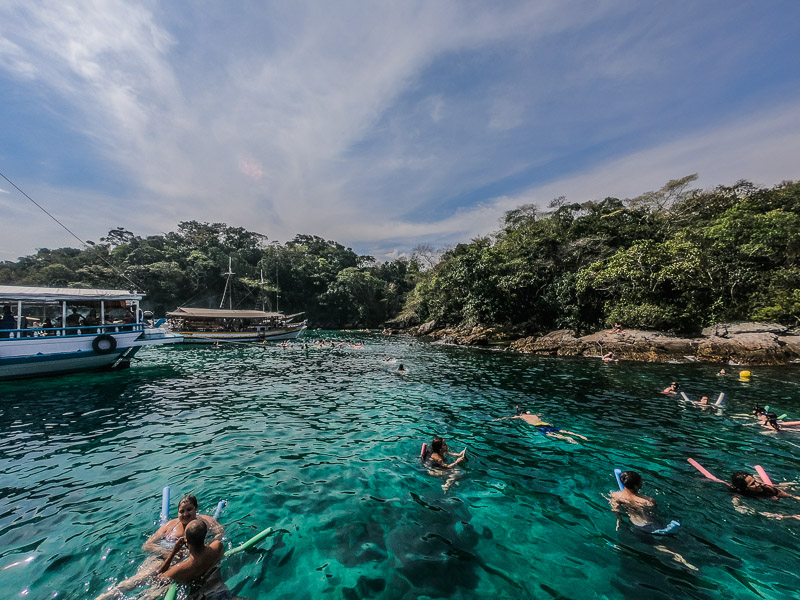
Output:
[[1, 333, 800, 599]]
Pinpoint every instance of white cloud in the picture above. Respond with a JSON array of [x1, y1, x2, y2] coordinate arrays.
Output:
[[0, 1, 798, 264]]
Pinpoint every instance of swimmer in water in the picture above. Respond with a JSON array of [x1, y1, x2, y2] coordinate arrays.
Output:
[[396, 363, 406, 373], [694, 396, 710, 406], [661, 382, 679, 395], [156, 519, 239, 600], [496, 407, 588, 444], [717, 368, 726, 376], [609, 471, 695, 569], [730, 471, 800, 520], [602, 352, 617, 362], [424, 436, 466, 491], [94, 495, 223, 600]]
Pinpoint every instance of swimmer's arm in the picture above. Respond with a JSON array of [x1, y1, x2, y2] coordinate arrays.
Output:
[[492, 416, 519, 421], [157, 537, 185, 575], [142, 522, 171, 553], [560, 430, 588, 440]]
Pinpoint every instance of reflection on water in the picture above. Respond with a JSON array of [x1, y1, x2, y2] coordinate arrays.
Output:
[[1, 334, 800, 599]]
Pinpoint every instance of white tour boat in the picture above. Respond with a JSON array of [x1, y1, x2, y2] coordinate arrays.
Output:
[[166, 307, 307, 343], [0, 285, 183, 380]]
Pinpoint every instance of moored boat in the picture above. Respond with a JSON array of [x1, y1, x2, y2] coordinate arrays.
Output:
[[166, 307, 307, 343], [0, 285, 183, 380]]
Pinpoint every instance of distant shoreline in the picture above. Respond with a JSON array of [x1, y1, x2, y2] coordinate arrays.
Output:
[[393, 322, 800, 366]]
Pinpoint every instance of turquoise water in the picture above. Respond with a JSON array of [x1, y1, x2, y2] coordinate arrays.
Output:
[[2, 333, 800, 600]]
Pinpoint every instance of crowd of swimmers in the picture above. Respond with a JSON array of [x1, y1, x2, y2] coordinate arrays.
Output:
[[419, 374, 800, 573]]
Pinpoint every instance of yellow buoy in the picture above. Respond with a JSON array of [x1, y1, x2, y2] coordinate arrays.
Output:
[[739, 370, 751, 378]]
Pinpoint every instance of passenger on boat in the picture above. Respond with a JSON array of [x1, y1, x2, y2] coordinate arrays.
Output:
[[94, 494, 223, 600], [66, 308, 83, 328], [0, 305, 15, 337], [157, 519, 237, 600]]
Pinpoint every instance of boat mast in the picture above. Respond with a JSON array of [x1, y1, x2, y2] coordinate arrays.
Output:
[[220, 257, 234, 310], [259, 269, 266, 312]]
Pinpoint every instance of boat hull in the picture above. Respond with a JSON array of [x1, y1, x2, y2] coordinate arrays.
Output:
[[0, 328, 182, 381], [174, 323, 307, 344]]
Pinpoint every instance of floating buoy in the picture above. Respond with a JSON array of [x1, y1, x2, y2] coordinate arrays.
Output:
[[739, 370, 751, 378]]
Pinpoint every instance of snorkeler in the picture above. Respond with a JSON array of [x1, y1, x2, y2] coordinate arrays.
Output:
[[424, 436, 466, 491], [94, 494, 223, 600], [609, 471, 694, 569]]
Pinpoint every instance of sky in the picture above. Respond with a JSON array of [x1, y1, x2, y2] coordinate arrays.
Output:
[[1, 1, 800, 263]]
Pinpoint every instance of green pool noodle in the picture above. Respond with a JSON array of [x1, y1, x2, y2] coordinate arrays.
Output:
[[224, 527, 273, 557], [164, 584, 177, 600]]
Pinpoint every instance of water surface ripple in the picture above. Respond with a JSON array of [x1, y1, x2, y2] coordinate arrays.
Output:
[[1, 334, 800, 599]]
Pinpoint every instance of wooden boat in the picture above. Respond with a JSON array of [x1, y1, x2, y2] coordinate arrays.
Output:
[[0, 285, 182, 380], [166, 307, 307, 343]]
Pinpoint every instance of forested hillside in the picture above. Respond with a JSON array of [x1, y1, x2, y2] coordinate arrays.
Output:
[[2, 177, 797, 334], [0, 224, 419, 329], [399, 177, 800, 335]]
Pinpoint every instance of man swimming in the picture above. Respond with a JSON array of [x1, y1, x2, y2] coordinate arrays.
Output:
[[609, 471, 695, 569], [496, 406, 588, 444], [157, 519, 239, 600]]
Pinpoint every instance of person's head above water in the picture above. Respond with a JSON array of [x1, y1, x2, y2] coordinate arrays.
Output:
[[430, 436, 445, 455], [731, 471, 773, 496], [184, 518, 208, 548], [619, 471, 643, 491], [752, 406, 766, 416], [177, 494, 199, 524]]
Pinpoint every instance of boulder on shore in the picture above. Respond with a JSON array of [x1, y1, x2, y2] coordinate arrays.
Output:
[[421, 322, 800, 365]]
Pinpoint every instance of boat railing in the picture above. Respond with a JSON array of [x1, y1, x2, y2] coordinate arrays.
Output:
[[0, 322, 145, 339]]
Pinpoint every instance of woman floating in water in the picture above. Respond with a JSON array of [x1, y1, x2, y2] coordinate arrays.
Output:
[[423, 436, 466, 491], [496, 407, 588, 444], [94, 494, 223, 600], [730, 471, 800, 520]]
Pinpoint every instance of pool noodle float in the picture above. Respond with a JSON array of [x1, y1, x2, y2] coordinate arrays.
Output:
[[613, 468, 679, 534], [224, 526, 273, 557], [780, 420, 800, 426], [715, 393, 725, 406], [160, 486, 170, 526], [213, 500, 226, 520], [754, 465, 774, 486], [680, 392, 691, 403], [420, 443, 427, 459], [687, 458, 729, 485], [614, 468, 624, 491]]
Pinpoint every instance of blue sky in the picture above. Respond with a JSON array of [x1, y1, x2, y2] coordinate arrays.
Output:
[[1, 1, 799, 262]]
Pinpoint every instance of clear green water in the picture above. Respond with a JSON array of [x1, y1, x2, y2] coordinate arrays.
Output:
[[2, 333, 800, 600]]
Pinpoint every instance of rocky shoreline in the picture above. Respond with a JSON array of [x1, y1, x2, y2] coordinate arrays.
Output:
[[397, 321, 800, 366]]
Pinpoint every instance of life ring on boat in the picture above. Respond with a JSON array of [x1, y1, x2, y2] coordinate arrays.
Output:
[[92, 334, 117, 354]]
